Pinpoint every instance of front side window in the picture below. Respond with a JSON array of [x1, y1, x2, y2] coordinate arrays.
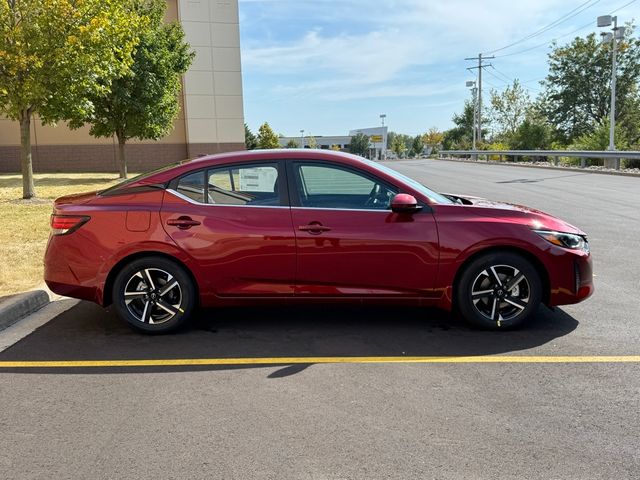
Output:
[[295, 163, 397, 210]]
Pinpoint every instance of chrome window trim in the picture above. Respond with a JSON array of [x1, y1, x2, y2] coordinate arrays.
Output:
[[166, 188, 290, 209], [166, 189, 395, 213], [291, 206, 392, 213]]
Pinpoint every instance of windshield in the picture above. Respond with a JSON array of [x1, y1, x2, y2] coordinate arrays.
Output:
[[362, 160, 454, 204], [99, 161, 184, 195]]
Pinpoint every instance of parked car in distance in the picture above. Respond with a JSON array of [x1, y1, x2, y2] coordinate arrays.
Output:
[[45, 149, 593, 333]]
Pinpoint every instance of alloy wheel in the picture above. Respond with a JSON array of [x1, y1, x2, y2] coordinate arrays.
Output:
[[123, 268, 183, 325], [470, 264, 531, 326]]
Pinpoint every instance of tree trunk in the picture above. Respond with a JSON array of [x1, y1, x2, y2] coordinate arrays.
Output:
[[20, 109, 36, 199], [116, 133, 127, 179]]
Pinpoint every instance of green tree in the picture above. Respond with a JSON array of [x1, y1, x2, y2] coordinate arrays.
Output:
[[244, 123, 257, 150], [306, 136, 318, 149], [77, 0, 193, 178], [510, 118, 552, 150], [489, 79, 531, 138], [349, 133, 370, 156], [0, 0, 141, 198], [285, 139, 298, 148], [422, 127, 444, 149], [540, 27, 640, 144], [388, 131, 413, 154], [391, 135, 407, 157], [443, 100, 477, 149], [387, 131, 396, 151], [569, 117, 630, 151], [410, 135, 424, 157], [618, 93, 640, 149], [257, 122, 280, 149]]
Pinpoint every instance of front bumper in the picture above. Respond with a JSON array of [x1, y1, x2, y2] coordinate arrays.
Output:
[[548, 251, 594, 306]]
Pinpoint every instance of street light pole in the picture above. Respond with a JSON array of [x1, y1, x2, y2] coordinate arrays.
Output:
[[380, 114, 386, 160], [598, 14, 625, 169], [300, 129, 304, 149], [466, 81, 477, 150], [466, 81, 477, 159], [609, 17, 618, 153]]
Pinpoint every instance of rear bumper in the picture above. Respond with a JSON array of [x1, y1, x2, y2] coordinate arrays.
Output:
[[44, 235, 100, 303]]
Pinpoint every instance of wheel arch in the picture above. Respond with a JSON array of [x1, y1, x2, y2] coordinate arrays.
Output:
[[102, 251, 200, 307], [452, 245, 550, 306]]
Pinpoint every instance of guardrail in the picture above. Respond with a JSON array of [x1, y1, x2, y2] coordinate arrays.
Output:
[[439, 149, 640, 170]]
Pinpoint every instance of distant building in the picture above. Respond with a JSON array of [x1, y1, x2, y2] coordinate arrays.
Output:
[[279, 126, 388, 160], [0, 0, 245, 173]]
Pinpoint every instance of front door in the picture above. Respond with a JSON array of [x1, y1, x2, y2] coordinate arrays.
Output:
[[288, 161, 439, 297], [161, 161, 296, 297]]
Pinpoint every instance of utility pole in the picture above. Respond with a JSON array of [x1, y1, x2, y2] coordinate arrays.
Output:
[[465, 53, 494, 143]]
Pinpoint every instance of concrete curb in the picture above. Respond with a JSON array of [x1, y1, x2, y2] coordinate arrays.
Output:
[[0, 289, 50, 331], [434, 157, 640, 178]]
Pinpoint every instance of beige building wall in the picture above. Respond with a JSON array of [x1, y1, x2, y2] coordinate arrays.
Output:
[[0, 0, 244, 172]]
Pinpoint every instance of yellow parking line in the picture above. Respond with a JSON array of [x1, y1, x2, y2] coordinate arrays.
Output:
[[0, 355, 639, 368]]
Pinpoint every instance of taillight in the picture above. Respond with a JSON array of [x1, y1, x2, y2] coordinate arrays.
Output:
[[50, 215, 90, 235]]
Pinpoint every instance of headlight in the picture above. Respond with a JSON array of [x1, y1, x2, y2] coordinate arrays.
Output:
[[533, 230, 589, 253]]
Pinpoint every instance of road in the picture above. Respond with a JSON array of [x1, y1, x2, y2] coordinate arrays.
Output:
[[1, 159, 639, 479]]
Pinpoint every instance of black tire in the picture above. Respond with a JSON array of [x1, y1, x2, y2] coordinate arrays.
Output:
[[112, 256, 197, 334], [455, 252, 542, 330]]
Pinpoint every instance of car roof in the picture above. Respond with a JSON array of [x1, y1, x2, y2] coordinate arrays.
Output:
[[132, 149, 374, 186], [190, 149, 367, 165]]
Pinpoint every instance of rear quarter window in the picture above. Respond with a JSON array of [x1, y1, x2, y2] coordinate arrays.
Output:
[[176, 171, 206, 203]]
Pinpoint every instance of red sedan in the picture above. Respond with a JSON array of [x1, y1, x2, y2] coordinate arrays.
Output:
[[44, 150, 593, 333]]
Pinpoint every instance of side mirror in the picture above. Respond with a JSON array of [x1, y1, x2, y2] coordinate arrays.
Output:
[[391, 193, 422, 214]]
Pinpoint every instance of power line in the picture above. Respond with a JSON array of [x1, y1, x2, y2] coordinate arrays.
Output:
[[484, 68, 510, 85], [481, 0, 637, 96], [489, 65, 513, 83], [483, 79, 502, 90], [492, 0, 636, 58], [484, 0, 602, 55], [485, 67, 542, 93]]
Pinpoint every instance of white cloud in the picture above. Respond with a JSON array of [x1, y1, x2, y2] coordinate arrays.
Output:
[[241, 0, 576, 101], [239, 0, 626, 132]]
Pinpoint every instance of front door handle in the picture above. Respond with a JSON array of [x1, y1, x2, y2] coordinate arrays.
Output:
[[167, 216, 201, 230], [298, 223, 331, 234]]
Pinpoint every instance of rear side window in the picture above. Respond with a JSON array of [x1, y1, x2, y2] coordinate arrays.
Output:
[[208, 164, 280, 206], [176, 171, 206, 203], [173, 163, 282, 206]]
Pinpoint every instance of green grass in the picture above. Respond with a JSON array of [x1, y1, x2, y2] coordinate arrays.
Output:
[[0, 173, 126, 296]]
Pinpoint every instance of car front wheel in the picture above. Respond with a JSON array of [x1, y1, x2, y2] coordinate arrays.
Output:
[[455, 252, 542, 329], [112, 256, 196, 334]]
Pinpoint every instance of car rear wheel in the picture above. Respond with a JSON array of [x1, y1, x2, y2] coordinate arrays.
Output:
[[112, 256, 196, 334], [455, 252, 542, 329]]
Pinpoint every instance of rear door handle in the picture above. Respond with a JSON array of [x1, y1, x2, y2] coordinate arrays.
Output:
[[167, 216, 201, 229], [298, 223, 331, 234]]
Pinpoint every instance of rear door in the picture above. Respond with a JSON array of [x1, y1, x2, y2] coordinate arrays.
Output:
[[161, 160, 296, 297], [288, 161, 440, 297]]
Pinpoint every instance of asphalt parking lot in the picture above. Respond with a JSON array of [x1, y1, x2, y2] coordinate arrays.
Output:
[[1, 159, 639, 479]]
